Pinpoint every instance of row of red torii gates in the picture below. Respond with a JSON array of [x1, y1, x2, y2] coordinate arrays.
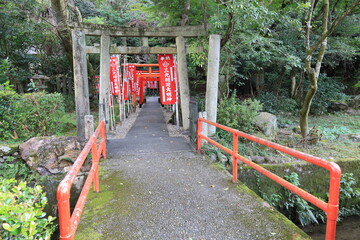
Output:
[[71, 23, 221, 138]]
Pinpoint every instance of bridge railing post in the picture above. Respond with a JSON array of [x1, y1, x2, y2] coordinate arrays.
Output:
[[232, 133, 238, 183], [197, 118, 203, 153]]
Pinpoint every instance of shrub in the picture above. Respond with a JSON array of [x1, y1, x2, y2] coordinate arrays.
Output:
[[0, 90, 21, 140], [0, 92, 66, 141], [258, 92, 299, 114], [0, 179, 56, 240], [15, 92, 65, 139], [217, 94, 263, 133], [307, 75, 347, 115]]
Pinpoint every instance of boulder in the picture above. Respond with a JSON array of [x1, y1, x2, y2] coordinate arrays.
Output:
[[337, 134, 360, 142], [255, 112, 278, 138], [19, 136, 86, 176], [328, 102, 348, 113], [0, 144, 19, 156], [349, 134, 360, 143], [348, 95, 360, 110], [251, 156, 266, 164], [346, 108, 360, 116]]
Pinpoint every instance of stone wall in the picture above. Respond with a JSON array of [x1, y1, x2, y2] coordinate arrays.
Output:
[[236, 159, 360, 203]]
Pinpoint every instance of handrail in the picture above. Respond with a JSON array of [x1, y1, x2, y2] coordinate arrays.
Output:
[[196, 118, 341, 240], [57, 120, 107, 240]]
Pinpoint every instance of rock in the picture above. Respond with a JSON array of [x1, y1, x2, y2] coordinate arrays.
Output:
[[349, 134, 360, 143], [337, 134, 360, 142], [337, 134, 349, 141], [251, 156, 266, 163], [346, 108, 360, 116], [328, 102, 348, 113], [0, 157, 4, 163], [0, 144, 19, 156], [255, 112, 278, 138], [348, 95, 360, 109], [19, 136, 85, 176], [218, 153, 228, 163]]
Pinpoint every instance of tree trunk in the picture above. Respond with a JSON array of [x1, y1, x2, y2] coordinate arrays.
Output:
[[299, 68, 317, 138], [290, 69, 297, 98]]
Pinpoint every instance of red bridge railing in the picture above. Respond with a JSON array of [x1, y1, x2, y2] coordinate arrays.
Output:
[[197, 118, 341, 240], [57, 121, 106, 240]]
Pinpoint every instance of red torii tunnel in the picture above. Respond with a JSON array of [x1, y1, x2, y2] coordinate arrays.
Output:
[[124, 63, 160, 106]]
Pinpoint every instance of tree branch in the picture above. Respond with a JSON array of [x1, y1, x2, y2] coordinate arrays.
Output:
[[308, 0, 360, 55]]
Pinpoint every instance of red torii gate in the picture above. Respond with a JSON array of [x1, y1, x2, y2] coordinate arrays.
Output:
[[128, 64, 160, 106]]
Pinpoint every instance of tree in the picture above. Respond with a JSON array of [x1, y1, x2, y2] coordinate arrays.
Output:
[[299, 0, 360, 138]]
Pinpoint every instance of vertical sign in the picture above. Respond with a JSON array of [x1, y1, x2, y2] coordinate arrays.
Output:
[[122, 60, 129, 100], [110, 56, 120, 95], [128, 64, 137, 94], [158, 54, 177, 104]]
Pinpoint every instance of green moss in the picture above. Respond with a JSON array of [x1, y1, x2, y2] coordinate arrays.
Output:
[[75, 168, 134, 239], [238, 159, 360, 205], [234, 181, 311, 239]]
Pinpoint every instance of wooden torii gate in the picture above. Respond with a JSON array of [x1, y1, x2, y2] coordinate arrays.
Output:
[[71, 23, 220, 138]]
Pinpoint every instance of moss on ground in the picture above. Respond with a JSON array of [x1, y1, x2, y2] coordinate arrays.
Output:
[[234, 181, 311, 239], [75, 167, 134, 240]]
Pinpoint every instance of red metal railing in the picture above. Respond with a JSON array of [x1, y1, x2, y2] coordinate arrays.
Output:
[[57, 121, 107, 240], [197, 118, 341, 240]]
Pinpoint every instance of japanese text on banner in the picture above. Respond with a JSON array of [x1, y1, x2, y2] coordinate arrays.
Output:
[[158, 54, 177, 105]]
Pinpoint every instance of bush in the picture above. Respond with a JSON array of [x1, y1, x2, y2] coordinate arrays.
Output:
[[0, 179, 56, 240], [0, 90, 21, 140], [217, 94, 263, 133], [308, 75, 347, 115], [0, 91, 66, 141], [258, 92, 299, 114], [15, 92, 65, 138]]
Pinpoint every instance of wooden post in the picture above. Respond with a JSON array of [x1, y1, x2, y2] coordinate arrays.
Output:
[[205, 34, 221, 136], [99, 35, 111, 130], [176, 36, 190, 130], [72, 29, 90, 138], [141, 37, 149, 47], [84, 115, 94, 140]]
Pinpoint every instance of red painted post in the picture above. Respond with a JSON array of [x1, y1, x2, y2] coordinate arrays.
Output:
[[232, 133, 238, 183], [196, 118, 203, 152], [325, 165, 342, 240], [92, 143, 99, 193]]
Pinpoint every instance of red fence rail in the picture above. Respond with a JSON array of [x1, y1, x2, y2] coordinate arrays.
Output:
[[57, 121, 106, 240], [197, 118, 341, 240]]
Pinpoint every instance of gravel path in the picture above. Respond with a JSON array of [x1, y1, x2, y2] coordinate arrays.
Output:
[[76, 97, 310, 240]]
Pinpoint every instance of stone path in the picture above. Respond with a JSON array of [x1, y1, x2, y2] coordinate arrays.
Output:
[[75, 97, 310, 240]]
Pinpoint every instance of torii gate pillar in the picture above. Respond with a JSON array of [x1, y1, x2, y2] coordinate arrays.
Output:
[[99, 35, 111, 130], [72, 29, 90, 138], [206, 34, 221, 136], [176, 36, 190, 130]]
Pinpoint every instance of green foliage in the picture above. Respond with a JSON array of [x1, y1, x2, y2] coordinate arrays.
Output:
[[217, 94, 263, 133], [0, 90, 21, 140], [15, 92, 65, 138], [0, 59, 16, 86], [256, 171, 360, 226], [308, 75, 347, 115], [0, 92, 65, 141], [338, 173, 360, 218], [0, 178, 56, 240], [258, 92, 298, 114], [0, 157, 33, 181], [281, 172, 320, 226], [318, 126, 354, 140]]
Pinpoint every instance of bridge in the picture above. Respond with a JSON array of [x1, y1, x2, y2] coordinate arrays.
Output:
[[57, 97, 316, 240]]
